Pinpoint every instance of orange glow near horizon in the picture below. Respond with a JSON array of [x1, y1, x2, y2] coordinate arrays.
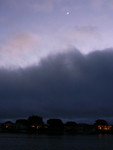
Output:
[[98, 125, 112, 131]]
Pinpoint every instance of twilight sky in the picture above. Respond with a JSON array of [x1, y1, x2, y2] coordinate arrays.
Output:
[[1, 0, 113, 67], [0, 0, 113, 123]]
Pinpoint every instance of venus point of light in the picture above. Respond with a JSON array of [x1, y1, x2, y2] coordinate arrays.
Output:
[[66, 12, 70, 15]]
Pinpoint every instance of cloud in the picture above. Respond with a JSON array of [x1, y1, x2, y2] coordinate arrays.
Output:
[[0, 48, 113, 123], [0, 33, 41, 67], [0, 0, 56, 13], [73, 26, 100, 39], [91, 0, 113, 11], [59, 26, 101, 53], [91, 0, 104, 9], [28, 0, 56, 12], [4, 0, 82, 13], [59, 0, 82, 12]]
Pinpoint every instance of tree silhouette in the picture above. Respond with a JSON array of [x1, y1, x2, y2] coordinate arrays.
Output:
[[94, 119, 108, 125], [28, 115, 44, 126], [65, 121, 77, 127], [47, 119, 64, 134]]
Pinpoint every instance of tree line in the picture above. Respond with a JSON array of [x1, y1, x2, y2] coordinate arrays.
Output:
[[0, 115, 113, 135]]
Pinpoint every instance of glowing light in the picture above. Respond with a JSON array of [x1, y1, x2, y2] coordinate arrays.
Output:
[[6, 125, 9, 128], [98, 125, 112, 131], [66, 12, 70, 15]]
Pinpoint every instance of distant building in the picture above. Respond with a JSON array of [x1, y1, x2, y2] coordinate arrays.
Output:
[[15, 119, 28, 133], [97, 125, 112, 131], [1, 121, 14, 132]]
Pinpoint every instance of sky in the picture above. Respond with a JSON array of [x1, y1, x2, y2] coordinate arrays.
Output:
[[0, 0, 113, 123]]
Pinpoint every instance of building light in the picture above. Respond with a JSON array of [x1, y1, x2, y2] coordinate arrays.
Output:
[[98, 125, 112, 131], [6, 125, 9, 128], [98, 125, 102, 130], [36, 126, 39, 129], [31, 125, 35, 128]]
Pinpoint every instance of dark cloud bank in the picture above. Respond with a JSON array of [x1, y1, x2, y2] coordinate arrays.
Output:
[[0, 48, 113, 123]]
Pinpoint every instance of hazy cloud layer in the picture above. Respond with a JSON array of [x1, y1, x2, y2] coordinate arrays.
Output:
[[1, 0, 113, 69], [0, 49, 113, 122], [0, 33, 41, 67]]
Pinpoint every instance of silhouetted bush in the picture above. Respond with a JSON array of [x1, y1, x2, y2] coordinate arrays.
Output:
[[47, 119, 64, 134]]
